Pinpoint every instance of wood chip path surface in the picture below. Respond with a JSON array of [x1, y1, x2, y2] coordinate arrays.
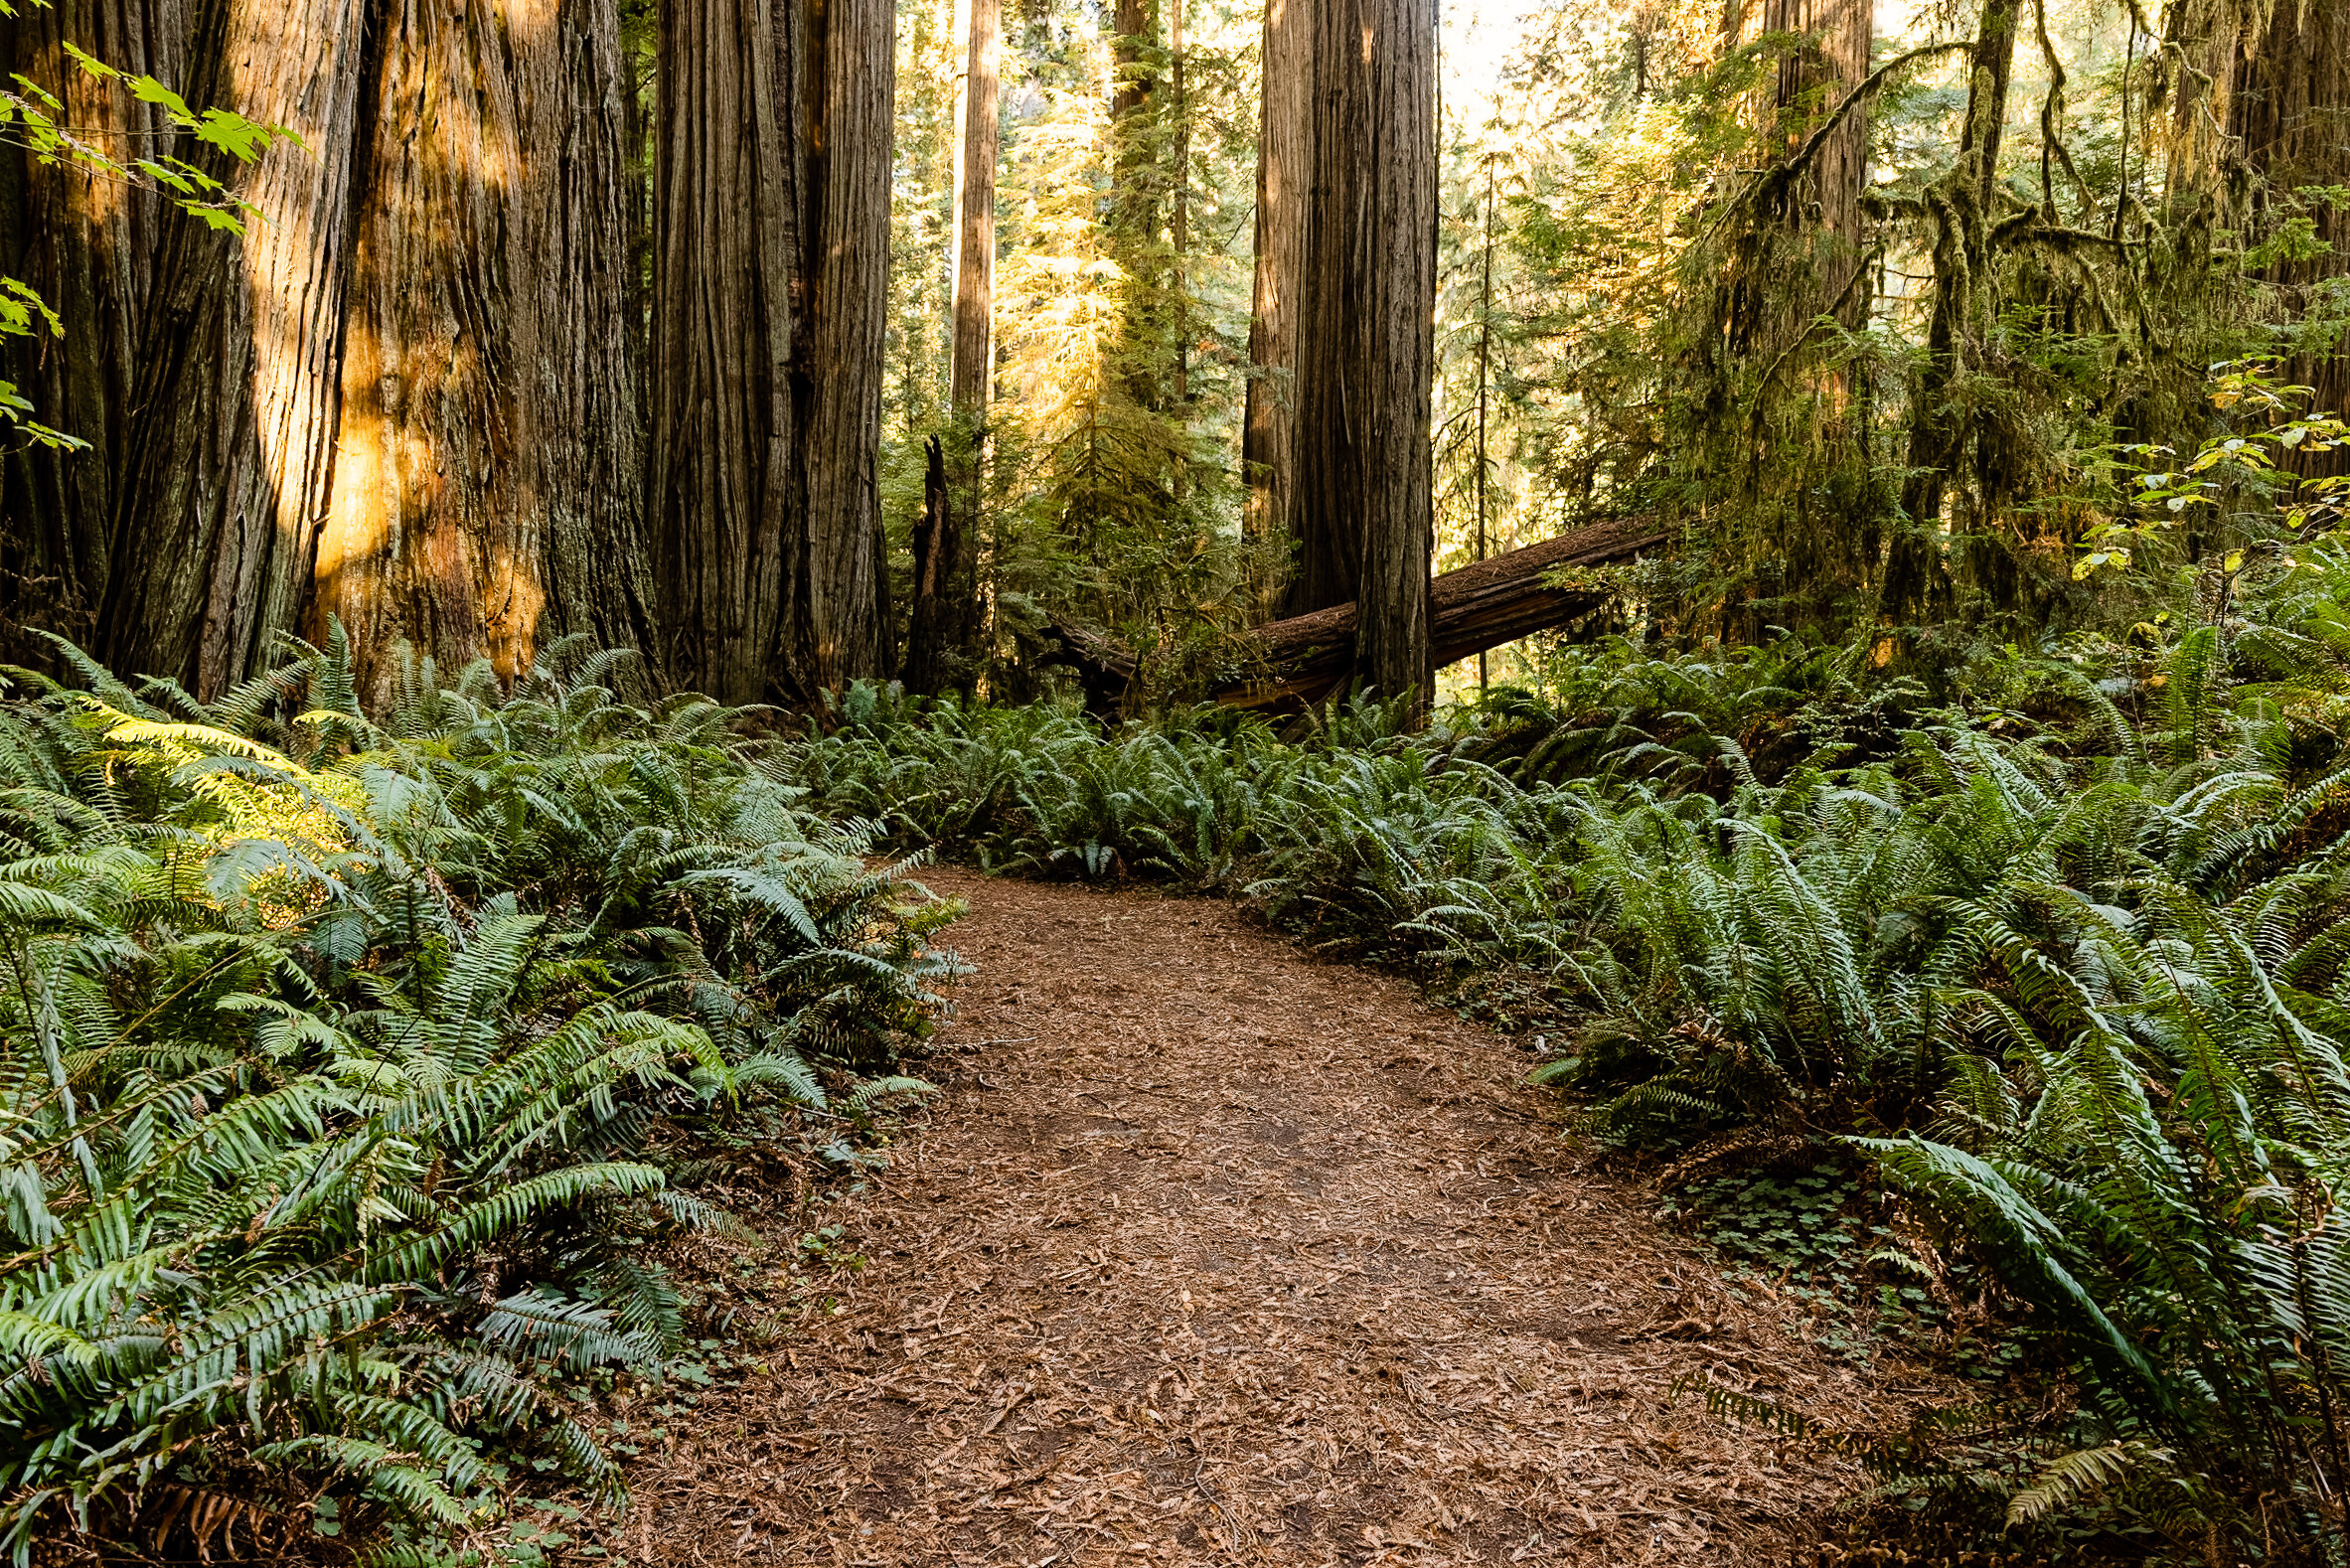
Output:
[[619, 866, 1921, 1566]]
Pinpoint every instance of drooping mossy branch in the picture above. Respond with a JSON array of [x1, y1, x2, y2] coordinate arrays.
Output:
[[1701, 40, 1976, 247]]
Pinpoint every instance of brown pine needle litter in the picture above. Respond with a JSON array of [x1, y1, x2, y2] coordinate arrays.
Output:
[[610, 865, 1947, 1566]]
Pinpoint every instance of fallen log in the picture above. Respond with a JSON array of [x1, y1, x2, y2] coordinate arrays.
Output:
[[1039, 516, 1666, 710], [1224, 515, 1668, 708]]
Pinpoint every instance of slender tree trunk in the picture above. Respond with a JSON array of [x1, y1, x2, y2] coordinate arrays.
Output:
[[1284, 0, 1436, 706], [934, 0, 997, 688], [1241, 0, 1308, 621], [313, 0, 650, 704], [910, 0, 994, 696], [649, 0, 802, 704], [1475, 158, 1492, 692], [1881, 0, 2019, 621], [95, 0, 367, 697], [0, 0, 188, 658], [907, 430, 957, 688]]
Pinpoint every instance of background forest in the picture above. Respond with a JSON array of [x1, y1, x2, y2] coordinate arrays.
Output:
[[5, 0, 2350, 1558]]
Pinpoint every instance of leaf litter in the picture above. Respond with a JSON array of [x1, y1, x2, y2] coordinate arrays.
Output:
[[611, 865, 1942, 1565]]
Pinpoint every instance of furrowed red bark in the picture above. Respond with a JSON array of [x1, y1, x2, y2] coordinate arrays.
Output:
[[794, 0, 893, 692], [1240, 0, 1307, 621], [1285, 0, 1437, 707], [651, 0, 893, 704], [96, 0, 366, 697], [0, 0, 188, 656], [649, 0, 801, 704], [311, 0, 650, 704]]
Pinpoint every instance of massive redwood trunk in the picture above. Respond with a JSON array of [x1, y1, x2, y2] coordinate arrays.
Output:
[[649, 0, 799, 704], [96, 0, 366, 697], [0, 0, 189, 657], [797, 0, 893, 690], [1247, 0, 1435, 704], [1287, 0, 1436, 705], [651, 0, 891, 705], [309, 0, 650, 704]]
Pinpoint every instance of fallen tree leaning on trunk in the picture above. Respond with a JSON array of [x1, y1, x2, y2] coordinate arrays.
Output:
[[1042, 516, 1668, 709]]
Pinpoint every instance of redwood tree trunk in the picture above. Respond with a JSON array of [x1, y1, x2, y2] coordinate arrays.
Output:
[[650, 0, 800, 704], [793, 0, 892, 692], [1240, 0, 1308, 620], [0, 0, 188, 657], [2233, 0, 2350, 478], [1282, 0, 1436, 705], [652, 0, 890, 705], [311, 0, 650, 704], [96, 0, 367, 697], [1768, 0, 1868, 322]]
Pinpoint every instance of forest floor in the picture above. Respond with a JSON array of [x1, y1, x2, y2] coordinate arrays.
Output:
[[611, 866, 1943, 1567]]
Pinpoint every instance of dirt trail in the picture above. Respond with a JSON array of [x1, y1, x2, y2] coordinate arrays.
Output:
[[624, 867, 1918, 1566]]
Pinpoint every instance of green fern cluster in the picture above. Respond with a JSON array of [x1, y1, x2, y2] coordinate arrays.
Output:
[[0, 632, 953, 1561]]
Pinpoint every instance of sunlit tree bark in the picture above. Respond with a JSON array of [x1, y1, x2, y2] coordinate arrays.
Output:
[[95, 0, 366, 697], [310, 0, 651, 703]]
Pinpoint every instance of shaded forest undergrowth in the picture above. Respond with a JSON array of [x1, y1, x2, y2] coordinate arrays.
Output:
[[11, 530, 2350, 1563]]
